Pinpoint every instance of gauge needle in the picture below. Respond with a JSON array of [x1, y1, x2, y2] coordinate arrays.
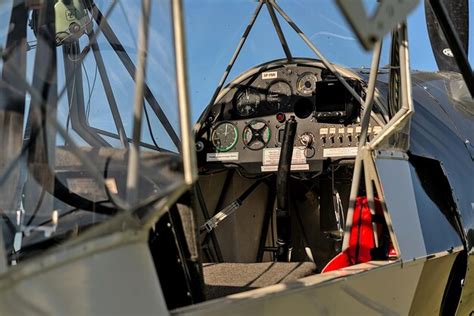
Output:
[[225, 124, 228, 136]]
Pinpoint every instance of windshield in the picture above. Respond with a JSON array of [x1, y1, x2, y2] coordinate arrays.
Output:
[[0, 0, 185, 264]]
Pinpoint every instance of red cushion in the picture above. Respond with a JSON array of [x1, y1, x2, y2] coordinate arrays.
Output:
[[322, 197, 383, 273], [348, 197, 375, 263], [321, 250, 351, 273]]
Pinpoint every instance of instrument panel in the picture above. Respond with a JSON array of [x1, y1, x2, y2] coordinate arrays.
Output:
[[197, 60, 382, 175]]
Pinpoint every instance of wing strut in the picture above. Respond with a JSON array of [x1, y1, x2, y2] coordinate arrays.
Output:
[[265, 0, 293, 62]]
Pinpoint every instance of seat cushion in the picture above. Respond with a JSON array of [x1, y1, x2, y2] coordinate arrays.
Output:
[[203, 262, 316, 299]]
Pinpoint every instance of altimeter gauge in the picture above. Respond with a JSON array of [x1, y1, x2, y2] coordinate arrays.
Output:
[[242, 120, 271, 150], [266, 80, 292, 110], [211, 122, 238, 152], [234, 87, 261, 117], [297, 72, 317, 95]]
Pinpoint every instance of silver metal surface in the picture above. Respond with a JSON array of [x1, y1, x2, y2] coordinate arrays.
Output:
[[456, 253, 474, 314], [374, 150, 409, 160], [0, 234, 169, 315], [359, 41, 383, 149], [375, 156, 427, 261], [370, 23, 414, 150], [343, 40, 383, 250], [172, 260, 423, 315], [336, 0, 420, 50], [172, 0, 198, 185]]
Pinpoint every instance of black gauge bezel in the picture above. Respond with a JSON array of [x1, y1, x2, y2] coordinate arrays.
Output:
[[232, 86, 261, 117], [296, 72, 318, 96], [265, 79, 293, 111], [242, 119, 271, 151], [211, 121, 239, 152]]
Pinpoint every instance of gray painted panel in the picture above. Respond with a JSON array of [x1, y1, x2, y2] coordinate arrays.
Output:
[[375, 158, 427, 261], [0, 241, 168, 315]]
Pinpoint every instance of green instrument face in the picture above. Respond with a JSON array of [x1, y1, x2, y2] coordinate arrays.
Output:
[[211, 122, 238, 152]]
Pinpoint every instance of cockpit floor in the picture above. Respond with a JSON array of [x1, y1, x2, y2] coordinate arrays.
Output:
[[203, 262, 316, 300]]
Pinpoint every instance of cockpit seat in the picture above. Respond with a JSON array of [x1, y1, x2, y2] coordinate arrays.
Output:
[[203, 261, 316, 300]]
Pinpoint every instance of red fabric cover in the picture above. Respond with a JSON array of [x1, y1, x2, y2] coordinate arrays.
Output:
[[321, 251, 351, 273], [322, 197, 382, 273]]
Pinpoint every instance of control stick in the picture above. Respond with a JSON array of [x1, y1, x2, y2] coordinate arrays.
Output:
[[275, 116, 297, 262]]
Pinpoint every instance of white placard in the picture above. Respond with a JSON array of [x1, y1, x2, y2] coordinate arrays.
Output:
[[262, 71, 278, 80], [323, 147, 359, 158], [207, 152, 239, 162], [262, 147, 306, 166], [261, 164, 310, 172]]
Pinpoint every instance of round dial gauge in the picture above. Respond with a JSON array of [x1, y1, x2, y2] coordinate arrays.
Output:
[[266, 81, 292, 110], [211, 122, 238, 152], [297, 72, 317, 95], [242, 120, 271, 150], [234, 87, 261, 117]]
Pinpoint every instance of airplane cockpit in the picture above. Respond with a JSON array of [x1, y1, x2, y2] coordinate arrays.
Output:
[[197, 59, 372, 175], [190, 55, 392, 301], [0, 0, 471, 314]]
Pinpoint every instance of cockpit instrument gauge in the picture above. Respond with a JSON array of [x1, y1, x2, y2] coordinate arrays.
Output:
[[266, 80, 292, 110], [297, 72, 317, 95], [234, 87, 261, 117], [242, 120, 271, 151], [211, 122, 238, 152]]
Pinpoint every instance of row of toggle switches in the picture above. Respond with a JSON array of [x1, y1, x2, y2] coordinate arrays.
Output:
[[319, 125, 382, 146]]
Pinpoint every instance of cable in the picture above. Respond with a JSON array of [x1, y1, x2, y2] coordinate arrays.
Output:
[[65, 68, 76, 140], [143, 102, 161, 151], [85, 64, 98, 119], [290, 170, 322, 181], [82, 62, 92, 107]]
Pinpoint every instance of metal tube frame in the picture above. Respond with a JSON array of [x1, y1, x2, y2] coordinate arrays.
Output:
[[270, 0, 385, 127], [265, 0, 293, 61], [172, 0, 198, 186], [88, 30, 129, 148], [0, 3, 121, 200], [5, 0, 196, 217], [195, 1, 264, 134], [342, 39, 383, 250], [126, 0, 151, 204], [369, 23, 414, 150], [89, 3, 182, 150], [62, 41, 111, 147], [342, 23, 413, 256], [91, 127, 168, 151]]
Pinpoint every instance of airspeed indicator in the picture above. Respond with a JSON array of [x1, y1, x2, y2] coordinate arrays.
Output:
[[211, 122, 238, 152]]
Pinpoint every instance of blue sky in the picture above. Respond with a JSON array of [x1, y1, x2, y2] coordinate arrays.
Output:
[[1, 0, 473, 151], [184, 0, 444, 122]]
